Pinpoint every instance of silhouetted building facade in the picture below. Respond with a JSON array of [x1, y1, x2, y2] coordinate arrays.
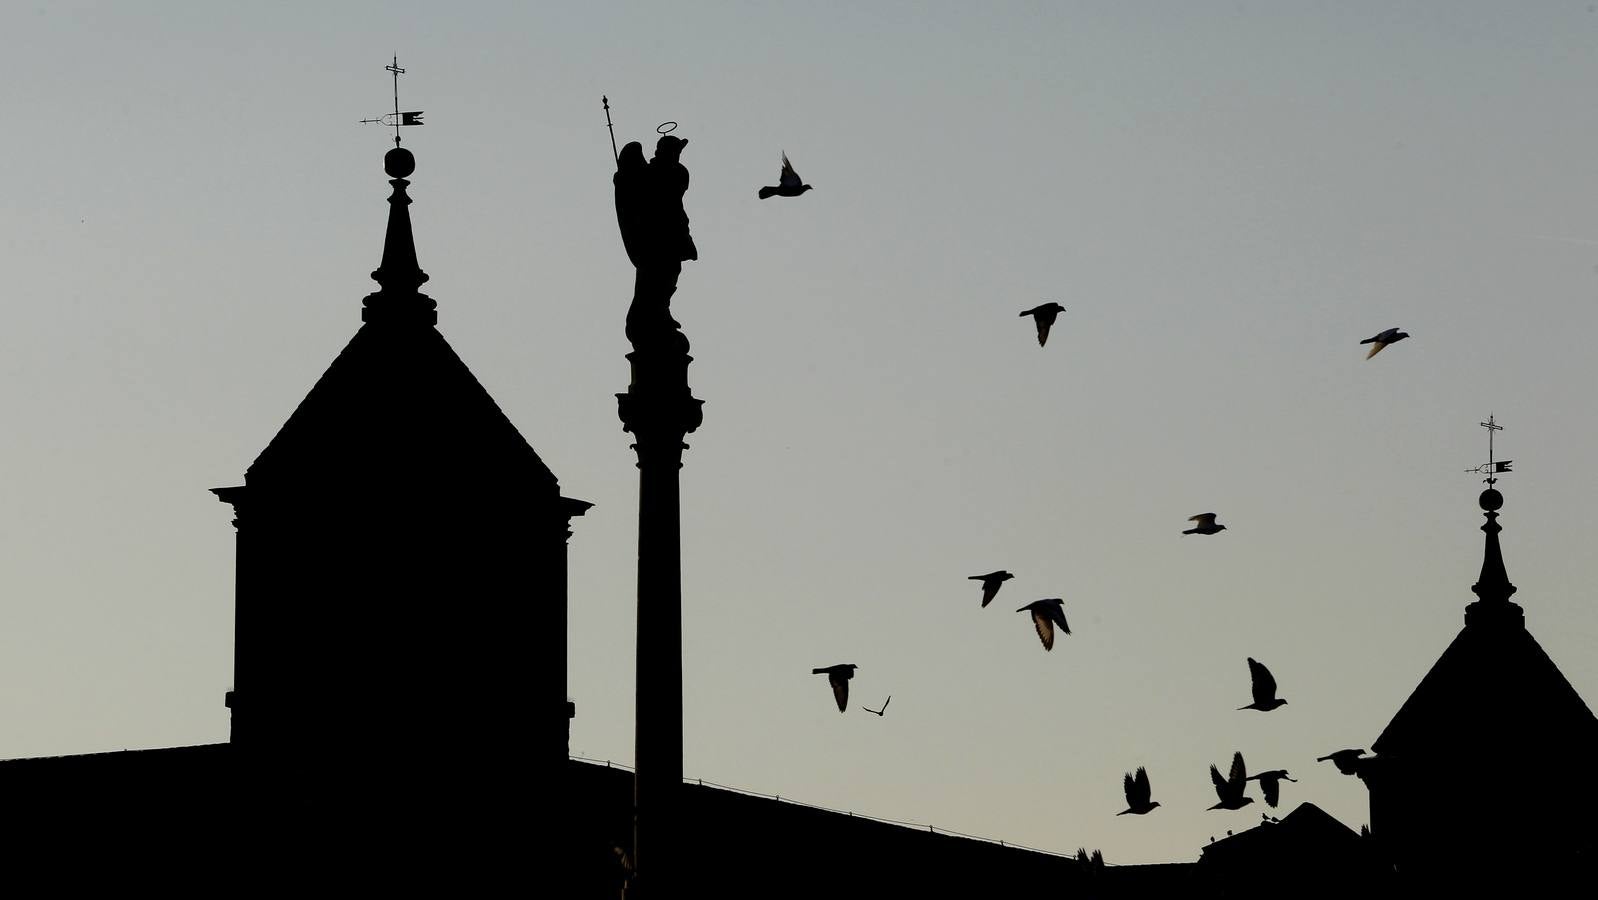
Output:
[[2, 147, 587, 884], [210, 145, 589, 865], [7, 134, 1594, 899], [1351, 487, 1598, 892]]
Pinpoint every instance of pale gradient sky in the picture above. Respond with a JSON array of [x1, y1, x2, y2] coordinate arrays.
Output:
[[4, 1, 1598, 865]]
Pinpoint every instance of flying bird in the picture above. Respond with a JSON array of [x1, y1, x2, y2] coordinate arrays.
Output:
[[811, 664, 857, 713], [1238, 657, 1288, 711], [863, 695, 891, 717], [1183, 513, 1227, 535], [1016, 598, 1071, 651], [968, 570, 1014, 608], [1208, 752, 1255, 811], [758, 153, 813, 199], [1019, 302, 1067, 347], [1318, 748, 1368, 775], [1117, 767, 1161, 816], [1360, 327, 1409, 359], [1246, 769, 1298, 808]]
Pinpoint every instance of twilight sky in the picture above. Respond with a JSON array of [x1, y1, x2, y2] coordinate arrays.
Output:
[[4, 1, 1598, 865]]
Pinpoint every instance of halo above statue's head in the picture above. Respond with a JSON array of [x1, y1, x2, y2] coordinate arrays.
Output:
[[656, 121, 678, 135]]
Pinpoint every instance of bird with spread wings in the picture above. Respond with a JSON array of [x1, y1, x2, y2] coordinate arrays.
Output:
[[1117, 767, 1161, 816], [1016, 598, 1071, 651], [758, 153, 813, 199], [1238, 657, 1288, 711], [1209, 752, 1255, 811]]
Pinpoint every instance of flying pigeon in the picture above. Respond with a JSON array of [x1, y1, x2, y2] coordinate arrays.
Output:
[[1246, 769, 1298, 808], [758, 153, 813, 199], [1117, 767, 1161, 816], [863, 695, 891, 717], [1019, 303, 1067, 347], [1318, 748, 1368, 775], [1183, 513, 1227, 535], [969, 570, 1014, 608], [1360, 327, 1409, 359], [1208, 751, 1255, 811], [811, 664, 857, 713], [1017, 598, 1071, 651], [1238, 657, 1288, 711]]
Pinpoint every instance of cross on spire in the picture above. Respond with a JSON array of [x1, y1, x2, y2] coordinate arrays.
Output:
[[1466, 414, 1512, 484], [359, 55, 424, 145], [386, 56, 405, 145]]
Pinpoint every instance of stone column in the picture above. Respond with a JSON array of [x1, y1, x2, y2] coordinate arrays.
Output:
[[617, 266, 702, 898]]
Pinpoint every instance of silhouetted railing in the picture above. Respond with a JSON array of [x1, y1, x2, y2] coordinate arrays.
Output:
[[570, 755, 1081, 860]]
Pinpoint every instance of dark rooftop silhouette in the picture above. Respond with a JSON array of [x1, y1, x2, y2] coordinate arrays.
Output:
[[1346, 480, 1598, 891]]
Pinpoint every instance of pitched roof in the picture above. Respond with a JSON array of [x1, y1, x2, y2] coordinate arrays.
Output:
[[246, 318, 558, 492], [1373, 603, 1598, 754], [1200, 802, 1359, 866], [1375, 492, 1598, 754], [245, 150, 558, 493]]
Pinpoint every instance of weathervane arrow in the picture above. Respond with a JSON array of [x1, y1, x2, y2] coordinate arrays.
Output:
[[358, 56, 424, 145], [1464, 414, 1512, 484]]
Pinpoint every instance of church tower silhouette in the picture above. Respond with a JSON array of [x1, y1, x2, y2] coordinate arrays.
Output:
[[1350, 482, 1598, 891], [211, 145, 590, 862]]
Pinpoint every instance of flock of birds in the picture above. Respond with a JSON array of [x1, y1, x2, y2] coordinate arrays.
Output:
[[765, 151, 1394, 834], [812, 648, 1326, 818]]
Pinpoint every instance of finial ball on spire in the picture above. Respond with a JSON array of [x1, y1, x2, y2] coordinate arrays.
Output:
[[1480, 488, 1503, 511], [385, 147, 415, 179]]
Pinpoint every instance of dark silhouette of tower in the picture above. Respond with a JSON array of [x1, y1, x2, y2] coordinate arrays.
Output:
[[1351, 485, 1598, 890], [211, 145, 589, 870]]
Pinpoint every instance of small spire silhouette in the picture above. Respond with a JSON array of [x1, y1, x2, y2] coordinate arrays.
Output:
[[362, 58, 434, 325], [1467, 415, 1519, 619]]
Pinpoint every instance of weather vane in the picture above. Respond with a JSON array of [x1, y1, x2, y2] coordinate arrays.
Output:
[[360, 55, 424, 146], [1465, 414, 1513, 484]]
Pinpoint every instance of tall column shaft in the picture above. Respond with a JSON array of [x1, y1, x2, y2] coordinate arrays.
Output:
[[618, 329, 702, 899], [632, 432, 685, 894]]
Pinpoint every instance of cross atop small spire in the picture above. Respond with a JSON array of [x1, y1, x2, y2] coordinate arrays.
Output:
[[1466, 414, 1519, 618], [385, 56, 405, 146], [1465, 414, 1512, 485], [359, 55, 425, 146]]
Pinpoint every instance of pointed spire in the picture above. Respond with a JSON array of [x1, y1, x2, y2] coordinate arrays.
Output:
[[362, 147, 437, 325], [1467, 486, 1522, 628]]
